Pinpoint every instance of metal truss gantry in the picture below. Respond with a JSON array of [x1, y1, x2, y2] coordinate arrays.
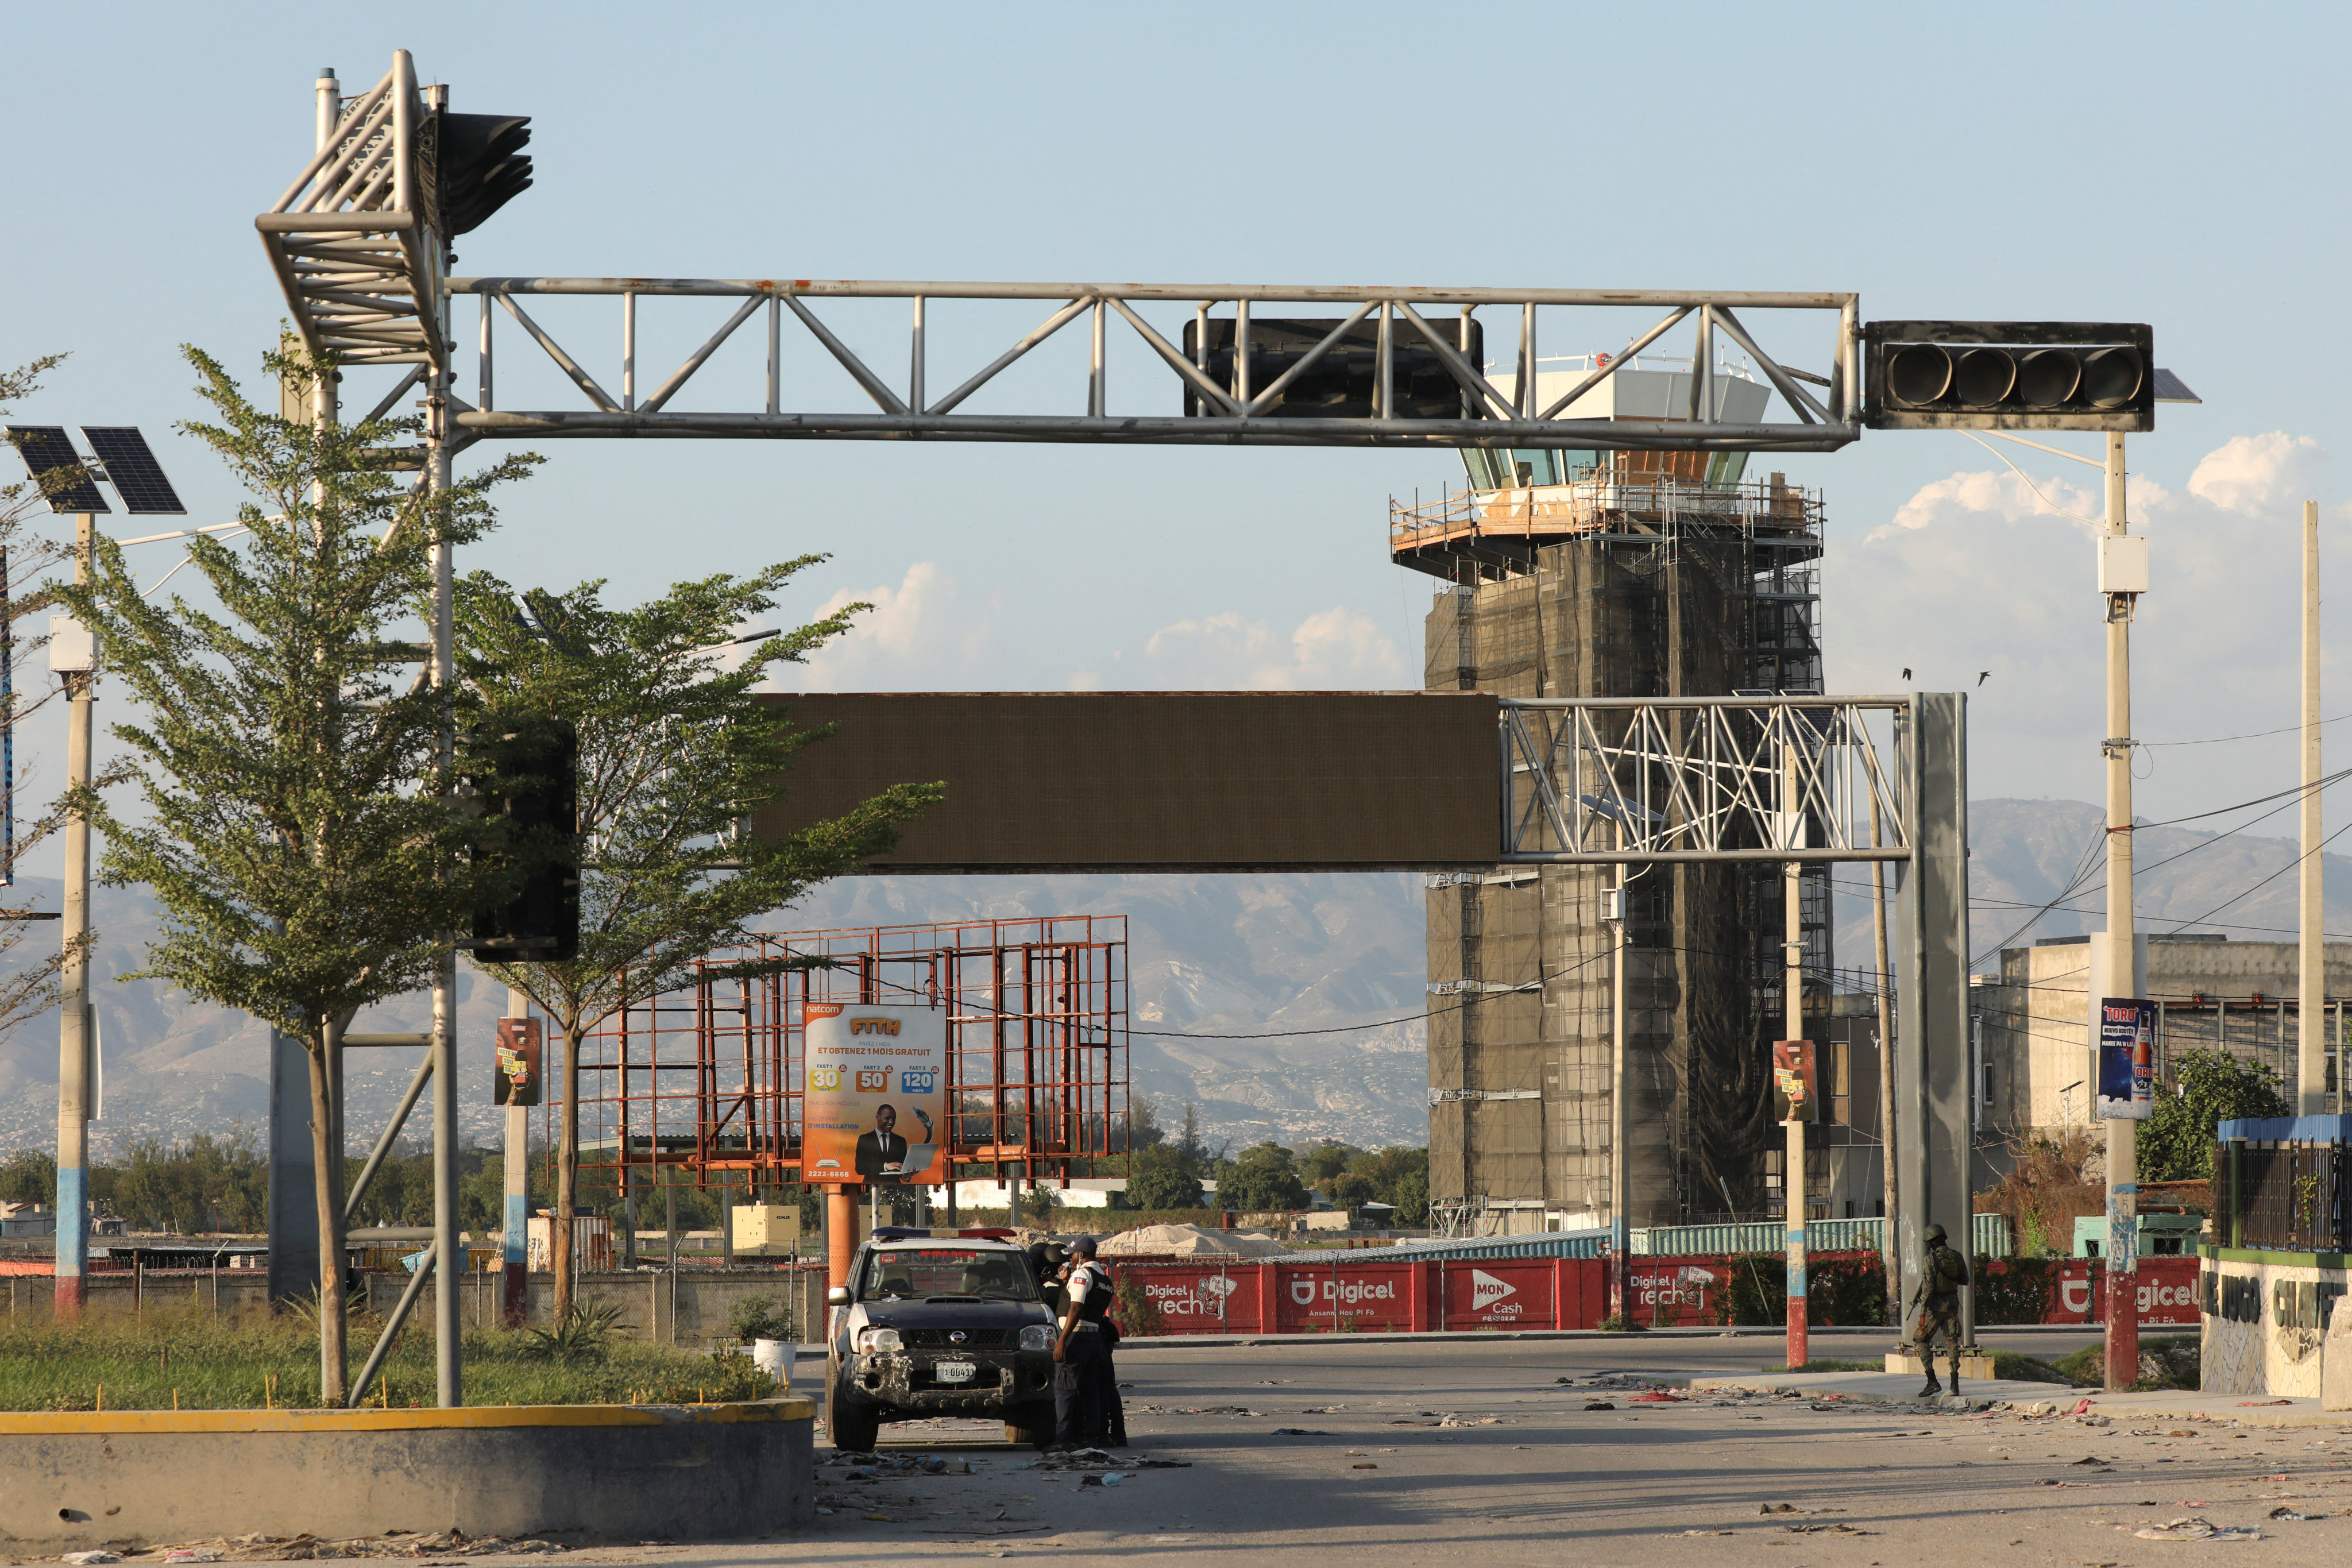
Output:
[[1484, 692, 1972, 1335], [252, 68, 1859, 461], [1497, 696, 1910, 864], [437, 279, 1858, 453], [260, 53, 443, 371]]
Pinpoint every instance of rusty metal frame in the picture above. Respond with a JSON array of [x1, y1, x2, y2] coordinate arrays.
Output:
[[569, 915, 1127, 1188]]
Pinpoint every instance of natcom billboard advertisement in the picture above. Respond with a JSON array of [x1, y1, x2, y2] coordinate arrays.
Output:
[[803, 1003, 947, 1187]]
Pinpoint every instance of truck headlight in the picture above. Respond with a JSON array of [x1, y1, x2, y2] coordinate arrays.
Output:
[[856, 1327, 903, 1353], [1019, 1324, 1053, 1352]]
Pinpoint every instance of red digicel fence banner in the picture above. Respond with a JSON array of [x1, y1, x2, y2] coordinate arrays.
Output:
[[1111, 1252, 2202, 1335], [2026, 1258, 2200, 1327]]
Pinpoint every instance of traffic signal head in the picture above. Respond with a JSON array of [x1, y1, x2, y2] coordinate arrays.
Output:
[[1180, 315, 1483, 419], [464, 716, 578, 962], [419, 110, 534, 237], [1863, 322, 2152, 431]]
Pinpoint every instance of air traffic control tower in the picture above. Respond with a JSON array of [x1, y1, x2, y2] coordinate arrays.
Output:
[[1392, 354, 1832, 1235]]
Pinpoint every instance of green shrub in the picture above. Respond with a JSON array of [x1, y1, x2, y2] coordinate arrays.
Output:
[[1712, 1253, 1888, 1327], [1971, 1256, 2057, 1325], [727, 1295, 792, 1344]]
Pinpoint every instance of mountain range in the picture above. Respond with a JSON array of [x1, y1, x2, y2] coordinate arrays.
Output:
[[1, 797, 2343, 1161]]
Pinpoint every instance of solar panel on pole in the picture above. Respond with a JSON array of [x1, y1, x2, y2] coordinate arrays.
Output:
[[3, 427, 108, 514], [79, 428, 186, 515]]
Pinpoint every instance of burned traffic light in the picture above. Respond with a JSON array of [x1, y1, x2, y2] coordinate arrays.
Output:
[[1863, 322, 2152, 431], [1180, 315, 1484, 419], [466, 717, 578, 962], [419, 110, 534, 237]]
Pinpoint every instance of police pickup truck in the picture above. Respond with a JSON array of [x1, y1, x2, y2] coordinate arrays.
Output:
[[824, 1227, 1058, 1451]]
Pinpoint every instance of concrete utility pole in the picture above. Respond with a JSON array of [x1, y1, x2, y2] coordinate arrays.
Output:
[[1783, 829, 1808, 1370], [2102, 432, 2140, 1393], [52, 513, 95, 1319], [504, 985, 531, 1326], [1869, 788, 1899, 1326], [1780, 736, 1810, 1369], [1608, 829, 1629, 1320], [2301, 500, 2325, 1115]]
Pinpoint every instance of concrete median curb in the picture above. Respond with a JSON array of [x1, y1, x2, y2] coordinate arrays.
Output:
[[0, 1396, 816, 1549]]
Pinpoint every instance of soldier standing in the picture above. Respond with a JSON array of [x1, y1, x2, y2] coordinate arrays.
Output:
[[1909, 1222, 1969, 1398]]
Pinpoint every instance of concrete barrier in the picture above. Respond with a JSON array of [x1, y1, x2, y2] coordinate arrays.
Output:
[[0, 1397, 814, 1550]]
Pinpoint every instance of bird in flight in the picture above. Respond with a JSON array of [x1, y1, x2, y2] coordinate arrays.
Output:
[[1901, 667, 1912, 682], [1978, 671, 1991, 686]]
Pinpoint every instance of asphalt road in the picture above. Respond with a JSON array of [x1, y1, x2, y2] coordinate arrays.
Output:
[[546, 1330, 2352, 1568]]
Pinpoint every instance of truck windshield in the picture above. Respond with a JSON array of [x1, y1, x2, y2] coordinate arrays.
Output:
[[860, 1248, 1037, 1301]]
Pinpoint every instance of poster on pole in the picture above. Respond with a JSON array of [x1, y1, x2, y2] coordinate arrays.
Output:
[[1771, 1040, 1817, 1123], [2095, 997, 2156, 1119], [803, 1003, 947, 1186], [494, 1017, 542, 1107]]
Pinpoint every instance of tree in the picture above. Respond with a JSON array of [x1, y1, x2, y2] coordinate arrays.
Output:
[[2141, 1048, 2291, 1183], [1218, 1141, 1308, 1212], [453, 566, 941, 1319], [1325, 1171, 1378, 1209], [63, 345, 535, 1404], [110, 1133, 269, 1233], [1390, 1167, 1430, 1227], [1298, 1140, 1364, 1185], [1126, 1144, 1206, 1211]]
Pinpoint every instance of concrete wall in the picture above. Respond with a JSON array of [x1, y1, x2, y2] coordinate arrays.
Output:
[[2199, 1250, 2345, 1397], [0, 1399, 814, 1550]]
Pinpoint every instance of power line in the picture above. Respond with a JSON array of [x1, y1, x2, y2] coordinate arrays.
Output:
[[2141, 711, 2352, 748]]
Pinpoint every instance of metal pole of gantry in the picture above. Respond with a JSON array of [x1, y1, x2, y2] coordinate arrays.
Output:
[[52, 513, 95, 1320], [2301, 500, 2325, 1115], [1895, 695, 1972, 1370], [2102, 434, 2140, 1394], [425, 75, 462, 1401], [268, 65, 342, 1311]]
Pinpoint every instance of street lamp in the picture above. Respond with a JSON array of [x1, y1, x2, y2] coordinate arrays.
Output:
[[4, 424, 183, 1318]]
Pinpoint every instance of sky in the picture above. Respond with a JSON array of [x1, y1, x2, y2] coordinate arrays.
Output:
[[5, 0, 2352, 885]]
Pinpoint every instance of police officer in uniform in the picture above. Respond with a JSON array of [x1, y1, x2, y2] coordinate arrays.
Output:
[[1051, 1236, 1111, 1449], [1909, 1222, 1970, 1398]]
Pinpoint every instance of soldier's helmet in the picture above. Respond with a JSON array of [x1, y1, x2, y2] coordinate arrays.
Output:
[[1924, 1223, 1948, 1244]]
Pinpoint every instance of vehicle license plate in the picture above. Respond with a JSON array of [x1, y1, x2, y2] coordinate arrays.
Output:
[[934, 1360, 977, 1384]]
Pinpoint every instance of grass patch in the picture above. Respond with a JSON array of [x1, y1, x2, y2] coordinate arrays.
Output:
[[2049, 1334, 2199, 1392], [1594, 1315, 1648, 1333], [1991, 1352, 2088, 1386], [1758, 1359, 1877, 1373], [0, 1303, 775, 1411]]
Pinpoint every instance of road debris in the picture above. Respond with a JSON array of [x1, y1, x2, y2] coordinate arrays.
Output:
[[2131, 1517, 2260, 1541]]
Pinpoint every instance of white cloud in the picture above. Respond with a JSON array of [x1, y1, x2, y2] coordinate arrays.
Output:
[[2185, 432, 2327, 516], [771, 562, 1000, 690], [1831, 430, 2347, 813], [1876, 466, 2102, 541], [1138, 607, 1407, 690]]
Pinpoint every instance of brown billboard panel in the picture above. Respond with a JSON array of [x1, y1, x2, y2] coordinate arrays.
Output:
[[750, 691, 1499, 872]]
